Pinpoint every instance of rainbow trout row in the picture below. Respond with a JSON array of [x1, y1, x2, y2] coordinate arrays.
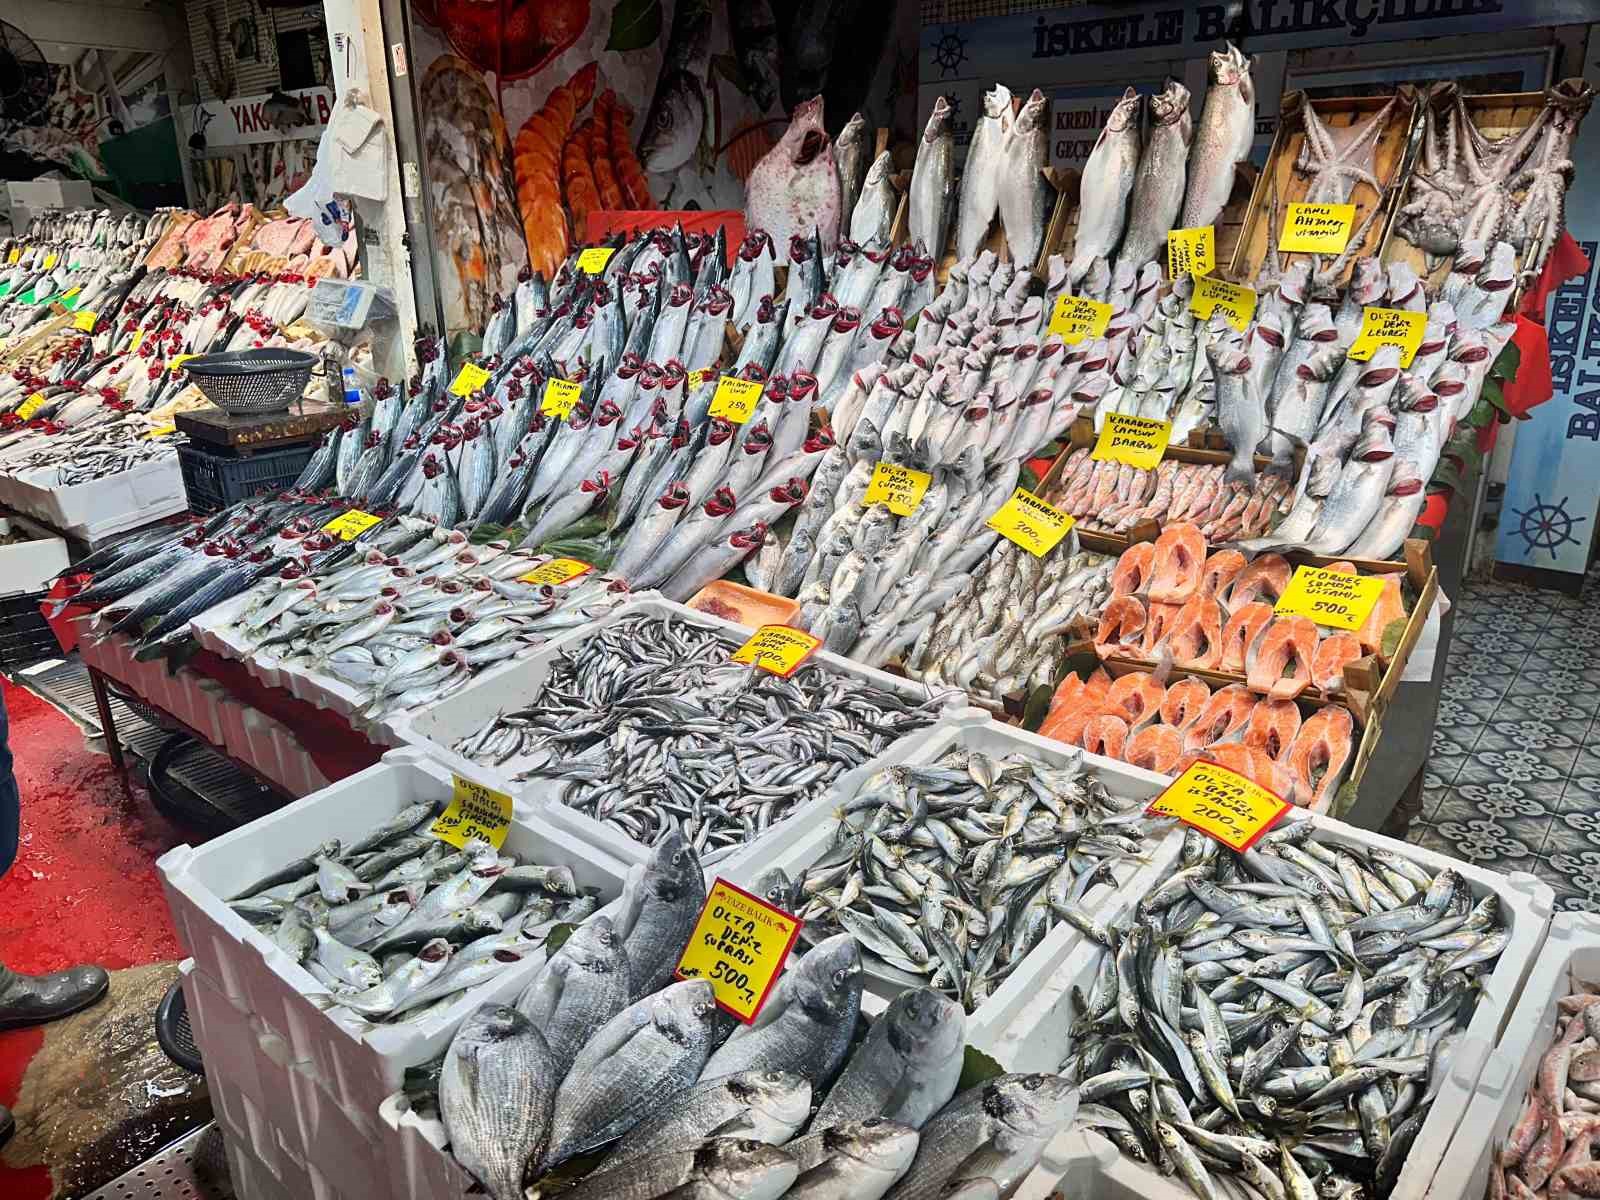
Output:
[[450, 613, 954, 858], [1066, 821, 1509, 1200]]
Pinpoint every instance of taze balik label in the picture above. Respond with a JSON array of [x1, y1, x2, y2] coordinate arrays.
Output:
[[987, 487, 1076, 557], [1275, 565, 1386, 631], [675, 878, 802, 1023], [1091, 413, 1171, 470], [1279, 203, 1356, 254], [431, 775, 514, 850], [1167, 226, 1215, 280], [1147, 761, 1291, 851]]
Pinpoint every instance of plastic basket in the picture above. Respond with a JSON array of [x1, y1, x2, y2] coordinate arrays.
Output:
[[180, 349, 317, 415], [179, 443, 317, 516], [0, 590, 61, 671]]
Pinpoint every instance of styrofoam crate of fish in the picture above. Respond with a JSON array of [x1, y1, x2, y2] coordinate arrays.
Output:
[[5, 455, 186, 537], [393, 597, 975, 868], [222, 1134, 297, 1200], [1007, 806, 1554, 1200], [1424, 910, 1600, 1200], [157, 747, 634, 1122], [721, 718, 1186, 1049]]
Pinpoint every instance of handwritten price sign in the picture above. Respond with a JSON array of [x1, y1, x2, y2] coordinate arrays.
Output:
[[1047, 294, 1113, 344], [517, 557, 592, 586], [431, 775, 514, 850], [1147, 761, 1291, 852], [987, 487, 1076, 557], [709, 376, 764, 424], [1274, 565, 1386, 631], [1167, 226, 1216, 280], [863, 461, 932, 516], [321, 509, 383, 540], [1279, 203, 1356, 254], [1190, 276, 1257, 332], [1348, 307, 1426, 367], [448, 362, 492, 397], [676, 878, 802, 1023], [541, 378, 582, 419], [1091, 413, 1171, 471]]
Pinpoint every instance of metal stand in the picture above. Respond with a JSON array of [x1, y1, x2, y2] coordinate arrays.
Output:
[[87, 664, 129, 788], [80, 1123, 234, 1200]]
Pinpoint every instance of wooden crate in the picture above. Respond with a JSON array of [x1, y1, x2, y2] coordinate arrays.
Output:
[[1381, 88, 1553, 300], [1227, 90, 1423, 287]]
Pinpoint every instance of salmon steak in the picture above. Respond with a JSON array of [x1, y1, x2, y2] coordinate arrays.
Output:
[[1165, 594, 1225, 670], [1158, 677, 1212, 731], [1357, 575, 1406, 656], [1287, 705, 1355, 810], [1246, 615, 1320, 700], [1124, 724, 1184, 774], [1224, 553, 1292, 608], [1200, 549, 1247, 599], [1111, 541, 1156, 597], [1141, 600, 1184, 656], [1095, 595, 1147, 657], [1219, 602, 1275, 673], [1182, 683, 1258, 752], [1243, 699, 1302, 762], [1081, 713, 1130, 760], [1105, 672, 1167, 727], [1147, 522, 1207, 603], [1311, 632, 1363, 693]]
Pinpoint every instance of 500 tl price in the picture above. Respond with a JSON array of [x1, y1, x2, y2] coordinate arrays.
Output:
[[1312, 599, 1355, 620]]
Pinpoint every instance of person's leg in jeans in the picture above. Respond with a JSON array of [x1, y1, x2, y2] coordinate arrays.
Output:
[[0, 685, 112, 1147]]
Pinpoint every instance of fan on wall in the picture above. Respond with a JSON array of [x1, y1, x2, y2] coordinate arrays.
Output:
[[0, 20, 51, 128]]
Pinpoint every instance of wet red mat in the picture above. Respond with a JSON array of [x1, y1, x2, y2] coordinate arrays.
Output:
[[0, 678, 193, 1198]]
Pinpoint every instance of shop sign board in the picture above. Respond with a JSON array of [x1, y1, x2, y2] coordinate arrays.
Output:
[[189, 87, 334, 148]]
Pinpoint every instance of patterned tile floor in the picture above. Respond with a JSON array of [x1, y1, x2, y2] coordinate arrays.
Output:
[[1413, 568, 1600, 914]]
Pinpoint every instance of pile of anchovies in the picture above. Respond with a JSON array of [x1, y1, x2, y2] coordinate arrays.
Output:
[[794, 746, 1175, 1012], [451, 613, 955, 858], [1065, 821, 1510, 1200], [225, 800, 599, 1025]]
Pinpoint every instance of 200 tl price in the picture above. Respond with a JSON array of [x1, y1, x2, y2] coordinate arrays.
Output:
[[1186, 803, 1247, 835]]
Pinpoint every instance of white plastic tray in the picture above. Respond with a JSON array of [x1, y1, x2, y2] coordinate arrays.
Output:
[[722, 718, 1185, 1058], [5, 453, 185, 537], [1424, 910, 1600, 1200], [1034, 807, 1553, 1200], [159, 748, 633, 1121], [396, 597, 975, 867]]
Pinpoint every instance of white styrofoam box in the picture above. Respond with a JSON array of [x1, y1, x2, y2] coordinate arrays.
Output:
[[158, 748, 633, 1119], [1425, 911, 1600, 1200], [721, 719, 1183, 1058], [266, 720, 331, 798], [0, 526, 67, 596], [377, 1092, 467, 1200], [397, 597, 976, 866], [1030, 806, 1553, 1200], [180, 959, 264, 1118], [223, 1134, 297, 1200], [6, 455, 185, 538]]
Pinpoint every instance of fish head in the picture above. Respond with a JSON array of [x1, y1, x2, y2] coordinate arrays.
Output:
[[1104, 88, 1143, 133], [453, 1002, 532, 1047], [981, 84, 1013, 119], [794, 931, 862, 1016], [866, 150, 893, 185], [690, 1138, 799, 1200], [645, 827, 703, 902], [991, 1072, 1078, 1136], [751, 868, 796, 913], [887, 986, 967, 1060], [837, 111, 867, 148], [728, 1069, 812, 1132], [657, 977, 719, 1039], [821, 1117, 921, 1177], [925, 96, 953, 138]]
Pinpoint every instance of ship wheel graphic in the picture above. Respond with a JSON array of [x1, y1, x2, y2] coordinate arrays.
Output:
[[931, 26, 968, 78], [1511, 493, 1587, 560]]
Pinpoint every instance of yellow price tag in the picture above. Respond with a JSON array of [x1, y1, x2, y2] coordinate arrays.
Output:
[[74, 309, 98, 332], [169, 353, 197, 373], [986, 487, 1076, 557], [1091, 413, 1171, 470], [1190, 276, 1257, 332], [1279, 203, 1356, 254], [1146, 761, 1292, 852], [517, 557, 593, 586], [708, 376, 764, 424], [142, 422, 177, 440], [1167, 226, 1215, 279], [1347, 307, 1426, 367], [688, 368, 716, 389], [1047, 294, 1113, 345], [449, 362, 492, 397], [577, 247, 616, 274], [675, 877, 803, 1023], [43, 253, 57, 270], [322, 509, 383, 540], [863, 461, 932, 516], [5, 249, 17, 264], [430, 776, 513, 850], [59, 287, 81, 309], [541, 378, 582, 419], [1274, 565, 1387, 631], [129, 330, 145, 353], [731, 624, 822, 678], [16, 392, 48, 420]]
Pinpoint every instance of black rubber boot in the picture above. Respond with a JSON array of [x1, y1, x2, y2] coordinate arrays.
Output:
[[0, 1103, 13, 1150], [0, 962, 110, 1031]]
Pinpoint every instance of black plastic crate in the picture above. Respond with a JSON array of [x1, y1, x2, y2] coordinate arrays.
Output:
[[0, 589, 62, 671], [178, 441, 317, 515]]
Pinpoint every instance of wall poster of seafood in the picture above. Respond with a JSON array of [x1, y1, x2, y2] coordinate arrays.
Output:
[[405, 0, 919, 337]]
